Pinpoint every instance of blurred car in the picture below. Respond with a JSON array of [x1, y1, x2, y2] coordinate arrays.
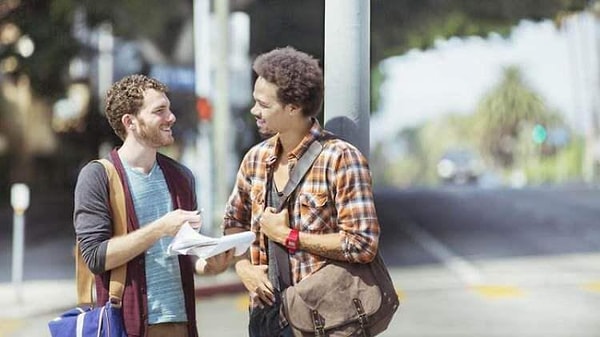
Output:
[[436, 149, 483, 185]]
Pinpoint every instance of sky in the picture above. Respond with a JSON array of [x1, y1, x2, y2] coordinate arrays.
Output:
[[371, 14, 598, 145]]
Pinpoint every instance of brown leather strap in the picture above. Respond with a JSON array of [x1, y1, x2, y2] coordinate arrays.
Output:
[[76, 159, 128, 306]]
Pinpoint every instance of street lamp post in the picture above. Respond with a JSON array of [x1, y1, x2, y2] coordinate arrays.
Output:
[[10, 183, 30, 303]]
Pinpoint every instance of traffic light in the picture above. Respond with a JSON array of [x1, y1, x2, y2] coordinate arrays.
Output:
[[531, 124, 547, 144]]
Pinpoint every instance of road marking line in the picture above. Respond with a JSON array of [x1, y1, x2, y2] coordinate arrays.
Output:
[[471, 285, 524, 299], [0, 318, 23, 337], [396, 289, 406, 300], [236, 294, 250, 311], [402, 222, 484, 285], [582, 281, 600, 293]]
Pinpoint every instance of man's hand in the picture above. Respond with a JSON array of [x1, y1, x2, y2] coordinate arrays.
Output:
[[157, 209, 202, 237], [260, 207, 290, 245], [235, 260, 274, 308], [197, 249, 235, 275]]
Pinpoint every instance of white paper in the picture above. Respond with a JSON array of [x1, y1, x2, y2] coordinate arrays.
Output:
[[167, 222, 255, 259]]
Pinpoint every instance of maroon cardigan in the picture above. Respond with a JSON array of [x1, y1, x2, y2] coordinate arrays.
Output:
[[95, 149, 198, 337]]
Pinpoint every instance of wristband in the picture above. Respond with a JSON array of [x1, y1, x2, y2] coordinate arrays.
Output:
[[285, 229, 300, 254]]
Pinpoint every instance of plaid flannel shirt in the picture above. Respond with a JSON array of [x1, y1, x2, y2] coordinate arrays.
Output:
[[223, 120, 380, 306]]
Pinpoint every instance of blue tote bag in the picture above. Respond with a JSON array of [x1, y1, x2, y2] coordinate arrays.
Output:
[[48, 300, 126, 337]]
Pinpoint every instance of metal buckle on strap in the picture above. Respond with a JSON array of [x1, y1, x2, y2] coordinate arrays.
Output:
[[353, 298, 370, 337], [109, 296, 123, 308], [312, 310, 325, 336]]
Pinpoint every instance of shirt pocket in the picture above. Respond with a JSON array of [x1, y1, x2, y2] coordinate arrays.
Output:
[[297, 192, 332, 232]]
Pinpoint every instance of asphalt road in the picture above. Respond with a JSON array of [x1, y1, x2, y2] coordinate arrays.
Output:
[[376, 185, 600, 266]]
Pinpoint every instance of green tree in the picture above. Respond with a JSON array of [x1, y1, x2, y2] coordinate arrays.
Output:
[[473, 66, 562, 168], [371, 0, 586, 63], [1, 0, 192, 98], [0, 0, 588, 101]]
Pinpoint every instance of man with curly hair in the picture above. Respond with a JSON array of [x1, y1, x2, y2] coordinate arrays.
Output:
[[74, 74, 232, 337], [222, 47, 381, 336]]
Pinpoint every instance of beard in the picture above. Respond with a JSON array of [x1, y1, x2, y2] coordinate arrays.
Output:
[[256, 119, 276, 139], [136, 118, 174, 147], [258, 128, 276, 139]]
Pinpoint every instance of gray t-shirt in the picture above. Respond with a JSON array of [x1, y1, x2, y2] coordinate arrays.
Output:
[[123, 161, 186, 324]]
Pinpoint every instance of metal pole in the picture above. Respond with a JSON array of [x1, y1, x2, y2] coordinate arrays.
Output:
[[11, 210, 24, 303], [213, 0, 231, 232], [11, 183, 29, 303], [591, 1, 600, 182], [324, 0, 371, 158], [97, 22, 113, 112], [193, 0, 214, 233]]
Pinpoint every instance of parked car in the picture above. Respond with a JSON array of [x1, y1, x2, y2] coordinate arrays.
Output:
[[436, 149, 483, 185]]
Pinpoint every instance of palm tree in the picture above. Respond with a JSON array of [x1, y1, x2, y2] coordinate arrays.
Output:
[[474, 66, 562, 168]]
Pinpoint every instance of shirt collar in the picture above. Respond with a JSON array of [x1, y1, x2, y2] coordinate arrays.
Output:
[[264, 118, 323, 168]]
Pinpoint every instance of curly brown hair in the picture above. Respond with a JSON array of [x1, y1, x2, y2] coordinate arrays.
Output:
[[105, 74, 168, 140], [252, 46, 323, 118]]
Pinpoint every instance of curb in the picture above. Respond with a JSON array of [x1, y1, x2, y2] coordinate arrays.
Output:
[[195, 281, 246, 298], [193, 270, 245, 298]]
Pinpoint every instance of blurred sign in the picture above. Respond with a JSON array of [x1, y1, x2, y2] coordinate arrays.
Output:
[[150, 65, 195, 92]]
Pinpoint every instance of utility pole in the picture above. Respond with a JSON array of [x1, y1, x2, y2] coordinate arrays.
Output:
[[193, 0, 214, 233], [589, 0, 600, 183], [213, 0, 231, 232], [324, 0, 371, 158]]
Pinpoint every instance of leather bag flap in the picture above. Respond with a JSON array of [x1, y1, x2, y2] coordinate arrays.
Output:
[[283, 262, 382, 332]]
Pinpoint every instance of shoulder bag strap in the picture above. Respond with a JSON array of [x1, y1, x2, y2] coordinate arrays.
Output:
[[76, 159, 128, 305], [268, 140, 323, 290]]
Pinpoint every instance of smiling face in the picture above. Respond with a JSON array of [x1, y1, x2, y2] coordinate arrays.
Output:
[[127, 88, 176, 148], [250, 76, 293, 137]]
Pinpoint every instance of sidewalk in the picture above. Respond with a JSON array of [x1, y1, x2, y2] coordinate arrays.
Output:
[[0, 269, 245, 320], [5, 252, 600, 320], [3, 254, 600, 337]]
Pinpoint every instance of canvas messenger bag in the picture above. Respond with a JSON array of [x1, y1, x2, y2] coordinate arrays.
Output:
[[282, 253, 398, 337], [262, 138, 400, 336]]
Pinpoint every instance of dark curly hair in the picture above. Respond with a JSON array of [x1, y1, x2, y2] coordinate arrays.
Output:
[[252, 46, 323, 118], [105, 74, 168, 140]]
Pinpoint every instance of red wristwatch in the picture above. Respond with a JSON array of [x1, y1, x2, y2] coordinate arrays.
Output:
[[285, 229, 300, 254]]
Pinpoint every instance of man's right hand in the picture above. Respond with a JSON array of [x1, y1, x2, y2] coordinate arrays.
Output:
[[235, 260, 274, 308], [158, 209, 202, 237]]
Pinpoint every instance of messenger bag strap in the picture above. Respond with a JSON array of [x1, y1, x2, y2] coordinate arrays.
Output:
[[267, 139, 323, 290], [76, 159, 128, 305]]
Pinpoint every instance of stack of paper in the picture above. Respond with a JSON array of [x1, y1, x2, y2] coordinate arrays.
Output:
[[167, 222, 255, 259]]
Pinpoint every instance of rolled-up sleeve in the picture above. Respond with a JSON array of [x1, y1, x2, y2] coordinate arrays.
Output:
[[223, 154, 253, 232], [333, 147, 380, 264], [74, 162, 112, 274]]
